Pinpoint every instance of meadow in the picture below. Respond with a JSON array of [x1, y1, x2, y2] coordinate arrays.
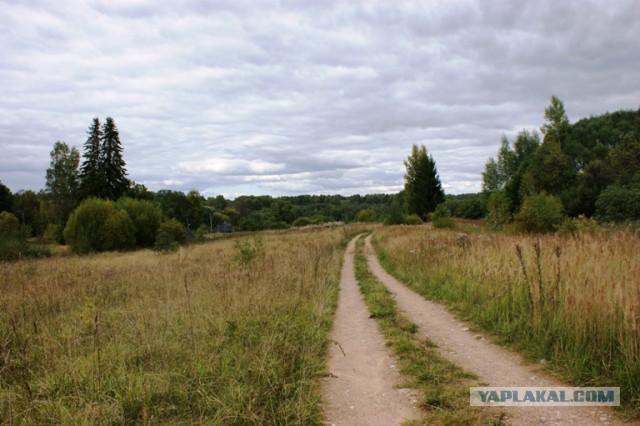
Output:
[[373, 225, 640, 417], [0, 226, 360, 424]]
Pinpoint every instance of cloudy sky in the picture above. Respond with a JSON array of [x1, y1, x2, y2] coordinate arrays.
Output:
[[1, 0, 639, 198]]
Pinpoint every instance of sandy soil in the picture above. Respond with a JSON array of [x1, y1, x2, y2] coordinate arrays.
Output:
[[322, 235, 420, 426], [364, 235, 634, 426]]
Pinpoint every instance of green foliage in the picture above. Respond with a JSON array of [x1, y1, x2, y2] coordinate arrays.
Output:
[[78, 117, 129, 201], [43, 223, 63, 244], [430, 204, 455, 229], [0, 238, 51, 261], [514, 192, 565, 233], [444, 193, 486, 219], [595, 183, 640, 222], [270, 199, 294, 224], [102, 209, 135, 251], [0, 211, 20, 238], [64, 198, 135, 253], [292, 216, 313, 227], [195, 224, 209, 241], [0, 211, 51, 260], [483, 99, 640, 220], [0, 181, 12, 212], [385, 193, 405, 225], [100, 117, 129, 200], [404, 144, 444, 220], [234, 237, 264, 267], [78, 117, 103, 199], [45, 141, 80, 228], [157, 218, 187, 244], [541, 95, 570, 142], [485, 191, 511, 230], [11, 190, 44, 237], [185, 189, 205, 228], [117, 198, 163, 247], [404, 214, 423, 225], [557, 215, 600, 236], [355, 208, 376, 223]]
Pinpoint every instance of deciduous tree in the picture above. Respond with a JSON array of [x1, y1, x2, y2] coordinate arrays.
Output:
[[45, 141, 80, 228]]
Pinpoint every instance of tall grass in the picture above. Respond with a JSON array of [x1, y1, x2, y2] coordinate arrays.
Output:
[[0, 226, 359, 424], [373, 226, 640, 417]]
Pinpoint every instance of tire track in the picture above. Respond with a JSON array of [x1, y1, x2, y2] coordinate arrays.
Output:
[[322, 235, 419, 426]]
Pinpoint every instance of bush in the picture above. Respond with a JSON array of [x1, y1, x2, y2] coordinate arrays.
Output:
[[0, 211, 20, 238], [404, 214, 423, 225], [557, 214, 600, 235], [292, 216, 313, 227], [154, 219, 187, 252], [485, 191, 511, 230], [43, 223, 62, 244], [0, 238, 51, 261], [514, 192, 565, 233], [118, 198, 163, 247], [195, 224, 209, 241], [595, 184, 640, 222], [430, 204, 455, 229], [355, 209, 376, 223], [64, 198, 136, 253]]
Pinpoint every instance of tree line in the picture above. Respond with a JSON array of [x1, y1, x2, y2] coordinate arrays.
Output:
[[1, 97, 638, 256], [482, 96, 640, 232]]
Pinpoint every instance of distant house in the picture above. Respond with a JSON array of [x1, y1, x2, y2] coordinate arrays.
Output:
[[215, 221, 234, 233]]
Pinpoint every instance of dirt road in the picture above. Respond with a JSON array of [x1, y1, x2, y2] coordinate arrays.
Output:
[[322, 235, 419, 425], [364, 235, 629, 426]]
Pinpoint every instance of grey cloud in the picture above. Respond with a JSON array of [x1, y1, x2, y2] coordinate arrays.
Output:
[[1, 0, 638, 195]]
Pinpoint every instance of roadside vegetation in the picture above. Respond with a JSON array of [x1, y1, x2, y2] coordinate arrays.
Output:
[[373, 225, 640, 418], [353, 236, 505, 425], [0, 227, 361, 424]]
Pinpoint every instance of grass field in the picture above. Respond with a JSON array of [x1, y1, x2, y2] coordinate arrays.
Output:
[[373, 225, 640, 418], [0, 226, 361, 424]]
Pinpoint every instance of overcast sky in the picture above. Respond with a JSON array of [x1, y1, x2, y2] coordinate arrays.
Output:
[[1, 0, 638, 198]]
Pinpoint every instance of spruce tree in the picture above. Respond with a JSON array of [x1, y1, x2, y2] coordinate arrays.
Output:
[[404, 144, 444, 220], [100, 117, 129, 200], [78, 117, 103, 199]]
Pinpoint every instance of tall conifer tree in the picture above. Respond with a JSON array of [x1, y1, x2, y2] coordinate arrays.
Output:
[[100, 117, 129, 200], [78, 117, 103, 199], [404, 144, 444, 220]]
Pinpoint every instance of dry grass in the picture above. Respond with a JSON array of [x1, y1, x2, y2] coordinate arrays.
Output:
[[373, 225, 640, 417], [0, 225, 362, 424]]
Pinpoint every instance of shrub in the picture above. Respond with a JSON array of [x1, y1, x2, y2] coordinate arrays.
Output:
[[355, 209, 376, 223], [595, 184, 640, 222], [0, 238, 51, 261], [43, 223, 62, 244], [430, 204, 455, 229], [154, 219, 187, 252], [195, 224, 209, 241], [514, 192, 564, 233], [0, 211, 20, 238], [557, 214, 600, 235], [118, 198, 163, 247], [485, 191, 511, 230], [292, 216, 313, 227], [64, 198, 135, 253], [404, 214, 423, 225], [102, 209, 136, 251]]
